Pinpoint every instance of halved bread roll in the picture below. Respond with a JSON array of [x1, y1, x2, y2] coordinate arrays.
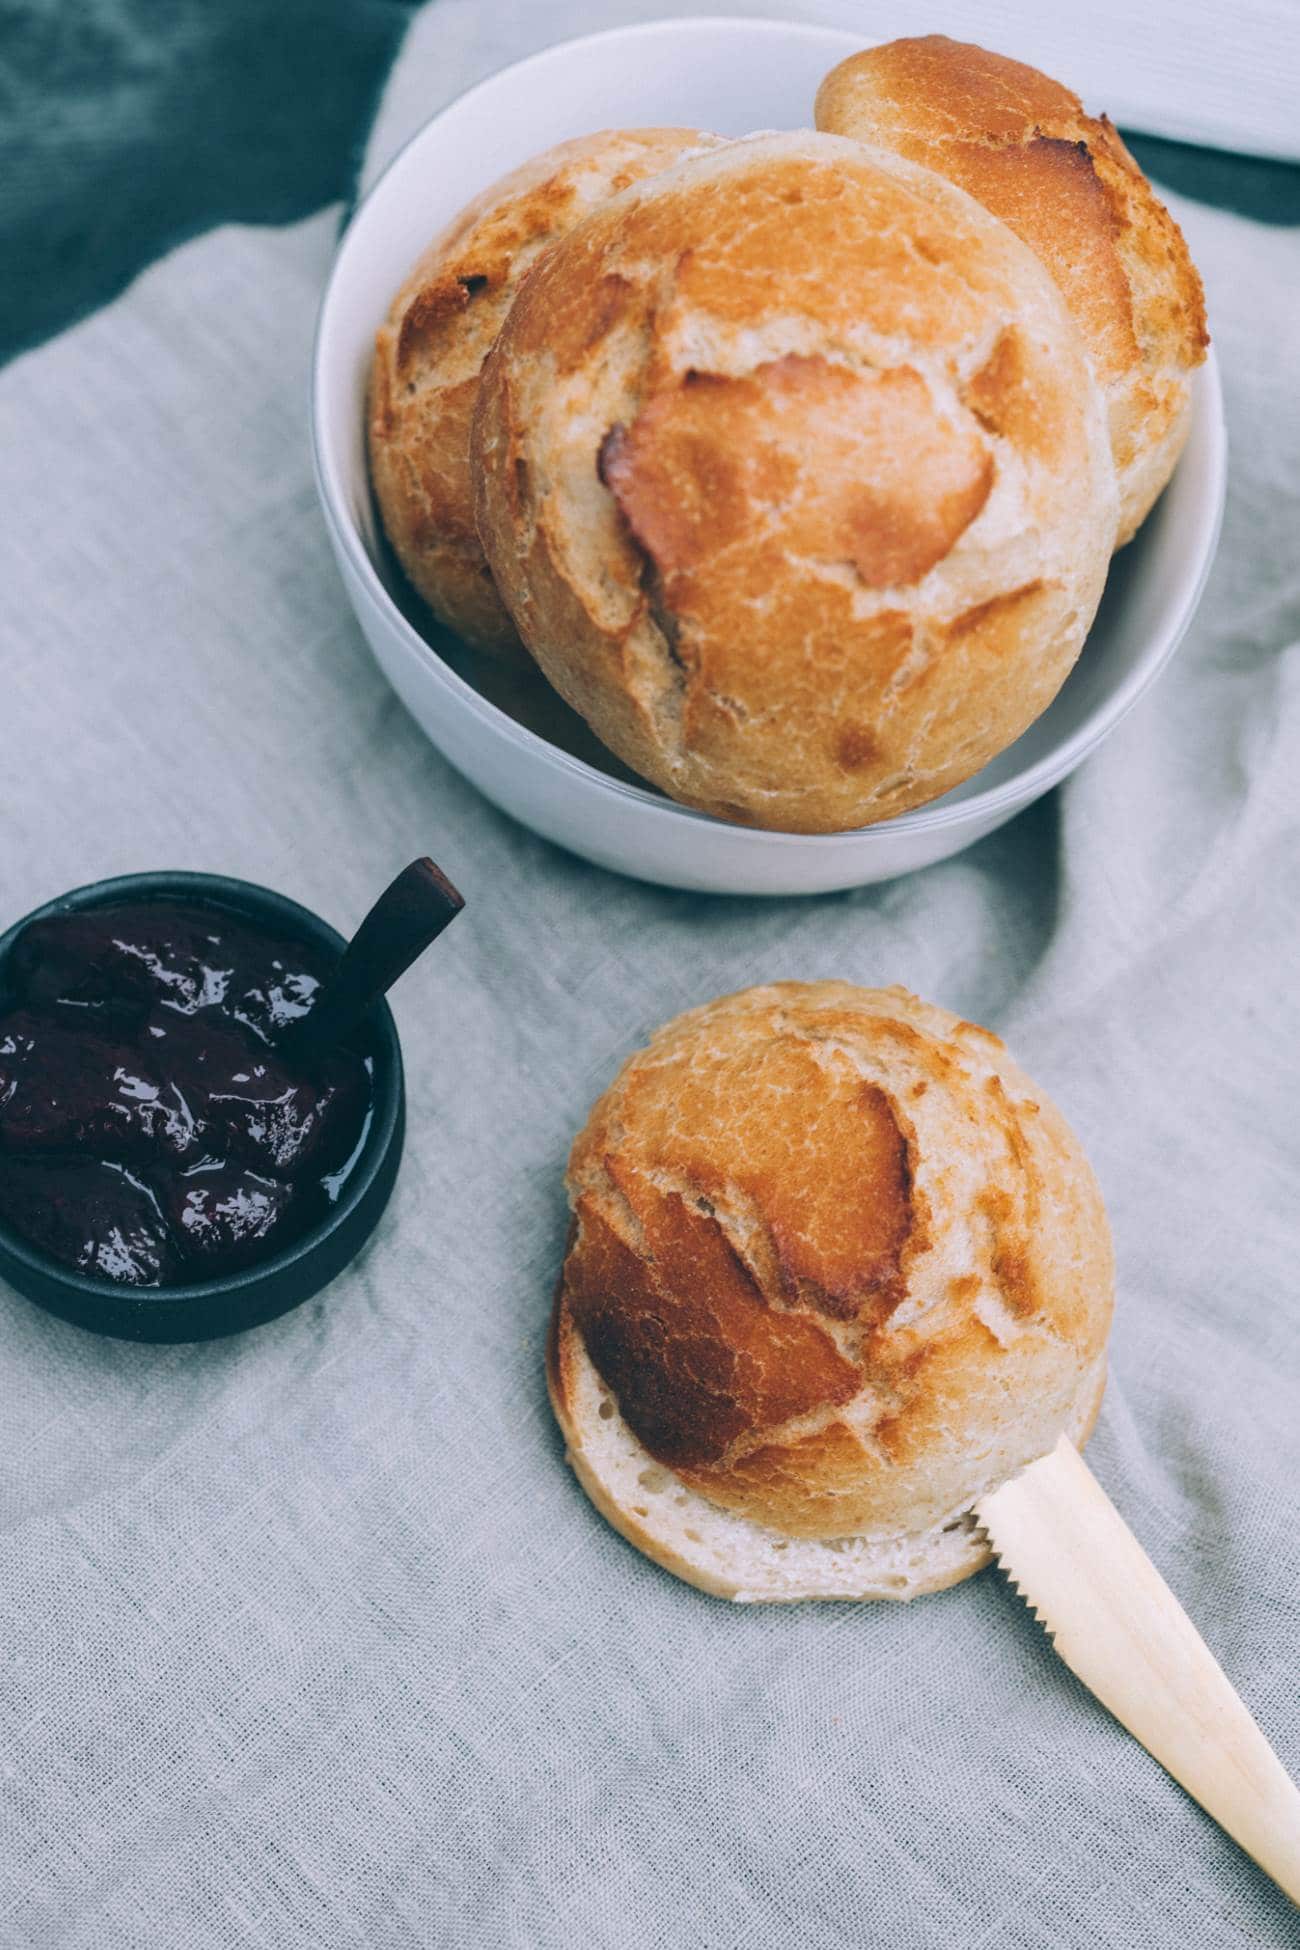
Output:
[[368, 128, 720, 659], [474, 132, 1117, 829], [548, 983, 1114, 1602], [816, 36, 1209, 545]]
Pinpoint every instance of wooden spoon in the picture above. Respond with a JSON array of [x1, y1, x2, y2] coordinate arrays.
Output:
[[281, 857, 464, 1064]]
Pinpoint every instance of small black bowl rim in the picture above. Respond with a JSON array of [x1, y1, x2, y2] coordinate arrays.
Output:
[[0, 870, 405, 1336]]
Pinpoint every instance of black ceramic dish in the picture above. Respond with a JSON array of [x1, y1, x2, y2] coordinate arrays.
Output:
[[0, 871, 405, 1343]]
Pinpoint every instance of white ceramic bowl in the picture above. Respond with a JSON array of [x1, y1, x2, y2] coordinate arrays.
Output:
[[312, 16, 1226, 897]]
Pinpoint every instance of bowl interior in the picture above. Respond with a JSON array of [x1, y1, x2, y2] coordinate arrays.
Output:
[[314, 16, 1226, 841], [0, 871, 403, 1314]]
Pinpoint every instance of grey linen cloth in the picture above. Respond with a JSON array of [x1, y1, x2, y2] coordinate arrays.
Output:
[[2, 12, 1299, 1949]]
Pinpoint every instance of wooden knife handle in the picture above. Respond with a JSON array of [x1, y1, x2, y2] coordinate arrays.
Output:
[[976, 1437, 1300, 1905]]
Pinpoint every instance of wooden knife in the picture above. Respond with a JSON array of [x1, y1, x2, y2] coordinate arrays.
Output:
[[975, 1436, 1300, 1904]]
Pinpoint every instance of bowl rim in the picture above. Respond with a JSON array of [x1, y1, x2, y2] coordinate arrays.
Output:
[[311, 13, 1228, 850], [0, 870, 404, 1316]]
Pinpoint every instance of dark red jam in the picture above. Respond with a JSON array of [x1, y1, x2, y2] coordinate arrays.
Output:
[[0, 902, 371, 1286]]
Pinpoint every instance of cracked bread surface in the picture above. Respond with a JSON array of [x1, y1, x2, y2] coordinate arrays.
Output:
[[368, 127, 721, 660], [815, 36, 1208, 545], [548, 982, 1113, 1601], [473, 131, 1116, 830]]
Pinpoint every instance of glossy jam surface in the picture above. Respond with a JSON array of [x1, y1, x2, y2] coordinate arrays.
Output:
[[0, 901, 371, 1287]]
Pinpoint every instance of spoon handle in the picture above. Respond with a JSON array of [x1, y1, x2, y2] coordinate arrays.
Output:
[[286, 858, 464, 1061]]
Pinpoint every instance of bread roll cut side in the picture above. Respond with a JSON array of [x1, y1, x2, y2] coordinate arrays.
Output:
[[550, 1297, 1108, 1602]]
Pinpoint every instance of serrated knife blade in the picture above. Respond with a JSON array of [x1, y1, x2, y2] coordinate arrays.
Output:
[[974, 1435, 1300, 1904]]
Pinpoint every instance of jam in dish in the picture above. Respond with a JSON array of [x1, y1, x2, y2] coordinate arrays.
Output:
[[0, 902, 370, 1286]]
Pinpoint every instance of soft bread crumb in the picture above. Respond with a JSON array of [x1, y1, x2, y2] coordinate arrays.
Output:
[[555, 1324, 1107, 1602]]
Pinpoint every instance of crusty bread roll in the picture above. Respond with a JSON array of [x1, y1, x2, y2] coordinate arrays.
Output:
[[474, 132, 1117, 831], [369, 128, 720, 659], [815, 37, 1209, 545], [548, 982, 1113, 1601]]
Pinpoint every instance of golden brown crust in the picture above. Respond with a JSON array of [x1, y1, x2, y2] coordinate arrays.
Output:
[[815, 36, 1209, 543], [367, 128, 719, 658], [601, 356, 996, 594], [473, 132, 1116, 829], [553, 983, 1114, 1553]]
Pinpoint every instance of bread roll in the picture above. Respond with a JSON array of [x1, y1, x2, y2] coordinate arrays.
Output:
[[548, 982, 1113, 1601], [474, 133, 1116, 830], [368, 128, 719, 659], [815, 37, 1209, 545]]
